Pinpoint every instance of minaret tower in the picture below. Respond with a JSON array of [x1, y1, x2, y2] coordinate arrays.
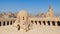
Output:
[[47, 5, 53, 17]]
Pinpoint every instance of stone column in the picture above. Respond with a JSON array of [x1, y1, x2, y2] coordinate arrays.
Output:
[[41, 21, 44, 26], [9, 21, 10, 26], [55, 21, 57, 26], [46, 21, 48, 26], [1, 21, 3, 26], [50, 21, 52, 26], [33, 21, 36, 25], [5, 21, 7, 26], [37, 21, 40, 26]]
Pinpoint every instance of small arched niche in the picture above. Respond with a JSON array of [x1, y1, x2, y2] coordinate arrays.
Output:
[[0, 21, 1, 26], [52, 21, 55, 26], [17, 24, 20, 31], [31, 20, 33, 24], [47, 21, 50, 26], [57, 21, 60, 26], [35, 21, 37, 24], [43, 21, 46, 25], [39, 21, 41, 25], [3, 21, 5, 26]]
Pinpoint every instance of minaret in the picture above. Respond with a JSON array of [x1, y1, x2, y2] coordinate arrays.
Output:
[[47, 5, 53, 17]]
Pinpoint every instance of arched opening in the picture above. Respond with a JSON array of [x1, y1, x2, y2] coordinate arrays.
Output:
[[52, 21, 55, 26], [13, 20, 15, 23], [31, 20, 33, 24], [7, 21, 9, 25], [3, 21, 5, 26], [28, 24, 30, 30], [23, 17, 24, 20], [47, 21, 50, 26], [0, 21, 1, 26], [35, 21, 37, 24], [39, 21, 41, 25], [57, 21, 60, 26], [17, 24, 20, 30], [10, 21, 12, 25], [43, 21, 46, 25]]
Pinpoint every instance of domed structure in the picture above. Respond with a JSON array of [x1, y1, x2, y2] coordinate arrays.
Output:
[[17, 10, 28, 17], [17, 10, 28, 23], [13, 10, 28, 32]]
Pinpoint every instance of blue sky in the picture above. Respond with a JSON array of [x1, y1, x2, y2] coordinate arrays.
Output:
[[0, 0, 60, 16]]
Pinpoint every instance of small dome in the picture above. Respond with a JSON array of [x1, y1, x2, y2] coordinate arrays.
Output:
[[17, 10, 28, 16], [16, 10, 28, 25]]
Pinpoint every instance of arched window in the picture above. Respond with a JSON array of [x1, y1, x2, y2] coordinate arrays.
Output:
[[13, 20, 15, 23], [57, 21, 60, 26], [17, 24, 20, 30], [39, 21, 41, 25], [10, 21, 12, 25], [35, 21, 37, 24], [43, 21, 46, 25], [47, 21, 50, 26], [31, 20, 33, 24], [3, 21, 5, 26], [28, 24, 30, 30], [52, 21, 55, 26], [0, 21, 1, 26], [7, 21, 9, 25], [23, 17, 24, 20]]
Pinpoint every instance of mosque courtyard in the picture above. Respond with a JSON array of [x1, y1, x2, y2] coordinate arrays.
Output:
[[0, 25, 60, 34]]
